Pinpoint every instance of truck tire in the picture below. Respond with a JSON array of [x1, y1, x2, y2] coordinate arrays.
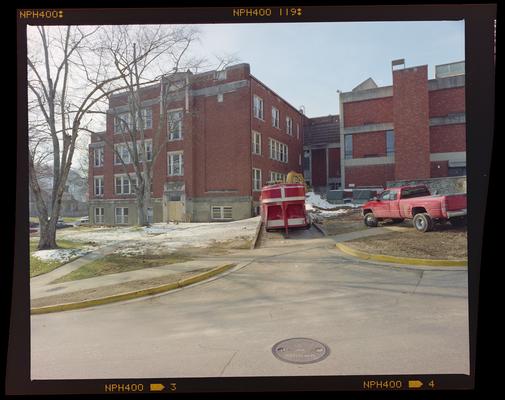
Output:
[[413, 213, 433, 232], [450, 216, 467, 227], [364, 212, 378, 227]]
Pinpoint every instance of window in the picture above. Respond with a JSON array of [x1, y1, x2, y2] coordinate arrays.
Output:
[[217, 93, 224, 103], [138, 140, 153, 162], [269, 171, 286, 183], [344, 135, 353, 159], [93, 147, 104, 167], [114, 113, 132, 134], [211, 206, 233, 220], [94, 177, 104, 197], [94, 207, 104, 224], [115, 175, 136, 195], [379, 190, 391, 201], [386, 130, 395, 157], [286, 116, 293, 135], [115, 207, 129, 224], [272, 107, 280, 128], [168, 152, 184, 176], [401, 186, 431, 199], [114, 143, 131, 165], [253, 95, 264, 120], [253, 168, 262, 191], [252, 131, 261, 155], [140, 108, 152, 130], [269, 139, 288, 163], [168, 110, 183, 140]]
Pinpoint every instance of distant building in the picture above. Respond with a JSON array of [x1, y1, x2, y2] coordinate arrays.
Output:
[[88, 63, 304, 225], [302, 114, 340, 193], [338, 60, 466, 189]]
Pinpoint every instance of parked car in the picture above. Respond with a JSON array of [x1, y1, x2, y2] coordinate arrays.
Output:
[[79, 216, 89, 224], [361, 185, 467, 232]]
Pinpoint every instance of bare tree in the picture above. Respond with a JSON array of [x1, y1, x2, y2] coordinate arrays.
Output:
[[84, 25, 208, 226], [28, 26, 128, 249]]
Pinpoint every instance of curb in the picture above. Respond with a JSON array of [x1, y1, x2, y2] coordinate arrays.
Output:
[[311, 222, 327, 236], [251, 219, 264, 249], [335, 243, 467, 267], [31, 263, 236, 315]]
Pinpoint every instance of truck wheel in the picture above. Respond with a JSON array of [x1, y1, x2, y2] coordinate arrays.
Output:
[[450, 216, 467, 227], [413, 213, 433, 232], [364, 213, 378, 227]]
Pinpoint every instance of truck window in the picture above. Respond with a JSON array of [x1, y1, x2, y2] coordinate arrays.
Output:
[[379, 190, 391, 201], [401, 187, 431, 199]]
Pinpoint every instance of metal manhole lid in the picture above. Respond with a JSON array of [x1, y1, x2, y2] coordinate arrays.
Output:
[[272, 338, 330, 364]]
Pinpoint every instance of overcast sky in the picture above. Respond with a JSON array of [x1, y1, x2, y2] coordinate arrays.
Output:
[[192, 21, 465, 118]]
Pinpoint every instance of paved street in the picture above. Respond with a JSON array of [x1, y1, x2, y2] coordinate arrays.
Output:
[[31, 227, 469, 379]]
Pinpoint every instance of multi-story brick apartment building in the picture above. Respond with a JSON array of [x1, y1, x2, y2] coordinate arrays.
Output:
[[302, 114, 341, 192], [339, 60, 466, 189], [88, 63, 304, 225]]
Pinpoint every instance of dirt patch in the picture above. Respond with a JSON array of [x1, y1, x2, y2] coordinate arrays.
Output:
[[314, 209, 369, 235], [31, 269, 213, 308], [344, 226, 467, 260]]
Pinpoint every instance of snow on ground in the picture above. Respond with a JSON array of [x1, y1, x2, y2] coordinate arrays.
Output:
[[56, 216, 261, 256], [305, 191, 361, 210], [32, 248, 92, 263]]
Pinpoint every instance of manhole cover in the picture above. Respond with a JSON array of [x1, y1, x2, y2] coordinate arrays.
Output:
[[272, 338, 330, 364]]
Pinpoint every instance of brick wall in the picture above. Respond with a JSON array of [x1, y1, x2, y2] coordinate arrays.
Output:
[[393, 66, 431, 180], [345, 164, 395, 188], [343, 97, 393, 127], [311, 149, 326, 187], [352, 131, 387, 158], [430, 124, 466, 153], [328, 148, 340, 178], [428, 87, 465, 117]]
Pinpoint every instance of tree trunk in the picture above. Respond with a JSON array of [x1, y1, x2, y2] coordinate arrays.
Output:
[[38, 217, 57, 250]]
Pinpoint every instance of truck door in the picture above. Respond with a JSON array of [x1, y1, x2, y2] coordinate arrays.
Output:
[[388, 190, 400, 217], [375, 190, 392, 218]]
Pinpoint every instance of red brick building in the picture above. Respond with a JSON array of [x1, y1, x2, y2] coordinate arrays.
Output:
[[339, 60, 466, 189], [88, 63, 304, 225]]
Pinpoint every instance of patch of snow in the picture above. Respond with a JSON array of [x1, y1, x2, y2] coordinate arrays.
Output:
[[32, 248, 91, 263]]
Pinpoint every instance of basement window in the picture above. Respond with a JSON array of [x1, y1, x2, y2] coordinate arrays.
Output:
[[211, 206, 233, 220]]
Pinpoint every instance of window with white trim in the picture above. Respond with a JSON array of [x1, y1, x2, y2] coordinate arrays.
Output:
[[140, 108, 152, 129], [94, 176, 104, 197], [253, 95, 264, 120], [93, 147, 104, 167], [269, 171, 286, 183], [252, 131, 261, 155], [138, 139, 153, 162], [286, 116, 293, 135], [168, 110, 183, 140], [272, 107, 280, 128], [167, 152, 184, 176], [94, 207, 104, 224], [115, 175, 137, 195], [114, 112, 132, 134], [211, 206, 233, 220], [253, 168, 262, 191], [114, 143, 131, 165], [269, 139, 288, 163], [115, 207, 129, 224]]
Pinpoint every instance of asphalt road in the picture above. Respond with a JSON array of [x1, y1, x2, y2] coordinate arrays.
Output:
[[31, 227, 469, 379]]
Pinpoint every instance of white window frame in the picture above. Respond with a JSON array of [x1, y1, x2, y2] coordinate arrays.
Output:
[[252, 168, 262, 192], [140, 108, 152, 130], [272, 107, 280, 128], [114, 112, 132, 134], [94, 176, 104, 197], [137, 139, 153, 162], [115, 207, 129, 224], [93, 147, 104, 167], [252, 131, 261, 155], [269, 171, 286, 183], [167, 151, 184, 176], [253, 95, 264, 120], [168, 109, 183, 141], [286, 116, 293, 135], [114, 143, 132, 165], [94, 207, 104, 224], [115, 174, 136, 195], [211, 206, 233, 220], [269, 139, 288, 164]]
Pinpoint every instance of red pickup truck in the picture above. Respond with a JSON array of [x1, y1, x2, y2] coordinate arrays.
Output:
[[362, 185, 467, 232]]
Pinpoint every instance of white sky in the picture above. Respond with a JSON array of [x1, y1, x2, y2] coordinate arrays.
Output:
[[191, 21, 465, 118]]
